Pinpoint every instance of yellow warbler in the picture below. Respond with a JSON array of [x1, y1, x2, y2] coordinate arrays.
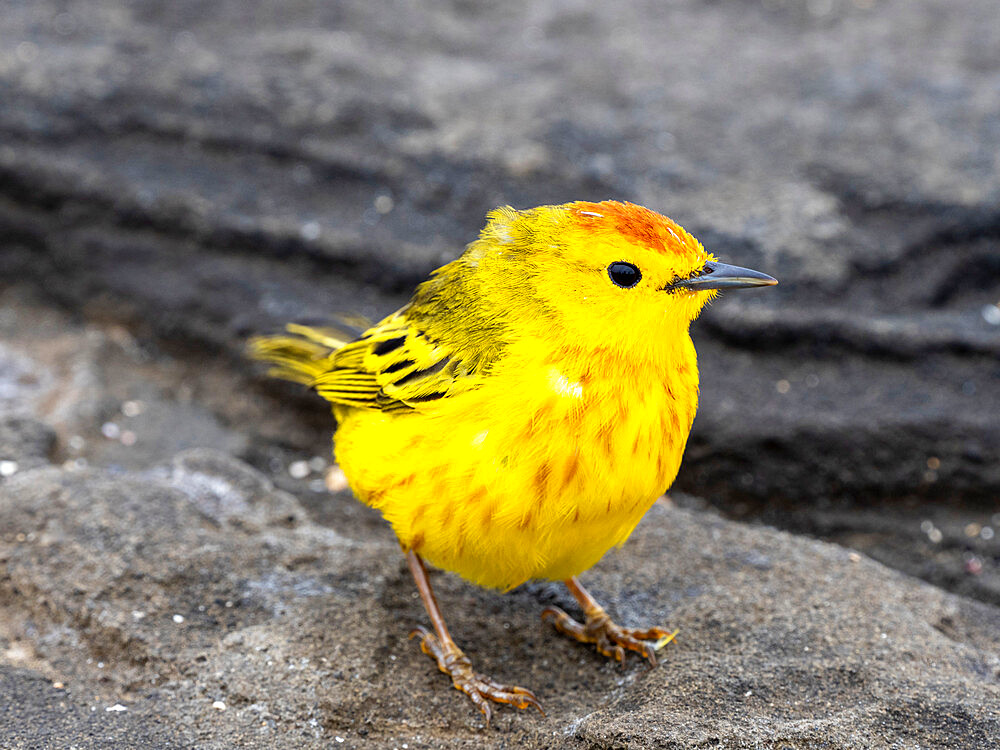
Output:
[[250, 200, 776, 720]]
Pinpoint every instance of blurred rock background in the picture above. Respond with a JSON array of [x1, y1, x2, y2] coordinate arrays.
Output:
[[1, 1, 998, 747]]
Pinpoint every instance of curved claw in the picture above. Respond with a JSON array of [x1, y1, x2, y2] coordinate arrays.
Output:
[[409, 625, 544, 723], [543, 604, 676, 667]]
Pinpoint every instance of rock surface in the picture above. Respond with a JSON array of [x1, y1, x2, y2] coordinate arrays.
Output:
[[1, 0, 999, 746], [3, 454, 998, 749], [2, 0, 998, 510]]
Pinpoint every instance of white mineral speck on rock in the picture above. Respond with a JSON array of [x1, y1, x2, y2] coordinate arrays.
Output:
[[106, 704, 127, 712], [212, 700, 226, 711], [300, 221, 321, 241], [981, 303, 1000, 325], [288, 460, 310, 479], [121, 400, 145, 417], [325, 466, 349, 492], [0, 460, 18, 476], [101, 422, 121, 440], [172, 614, 185, 624]]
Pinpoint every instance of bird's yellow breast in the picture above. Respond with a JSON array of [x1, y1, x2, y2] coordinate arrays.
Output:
[[334, 335, 699, 591]]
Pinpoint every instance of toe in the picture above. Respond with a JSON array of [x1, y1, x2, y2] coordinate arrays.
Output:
[[464, 688, 492, 724], [474, 674, 544, 714], [625, 626, 672, 640], [409, 627, 446, 662], [654, 629, 679, 651]]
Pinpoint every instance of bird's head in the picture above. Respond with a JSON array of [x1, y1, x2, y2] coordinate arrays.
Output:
[[469, 200, 776, 358]]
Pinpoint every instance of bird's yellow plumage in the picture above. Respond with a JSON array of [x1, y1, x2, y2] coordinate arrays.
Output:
[[251, 200, 776, 719]]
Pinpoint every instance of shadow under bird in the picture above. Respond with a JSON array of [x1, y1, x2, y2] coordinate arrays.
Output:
[[251, 200, 777, 721]]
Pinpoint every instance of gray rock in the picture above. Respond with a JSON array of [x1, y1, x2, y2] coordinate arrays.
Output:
[[0, 666, 183, 749], [1, 461, 997, 748], [1, 0, 998, 746], [1, 0, 996, 510], [0, 416, 54, 474]]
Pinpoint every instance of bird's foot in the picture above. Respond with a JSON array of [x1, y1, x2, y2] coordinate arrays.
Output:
[[542, 605, 677, 666], [409, 626, 543, 723]]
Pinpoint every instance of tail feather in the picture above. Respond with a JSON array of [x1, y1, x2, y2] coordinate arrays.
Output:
[[248, 324, 352, 385]]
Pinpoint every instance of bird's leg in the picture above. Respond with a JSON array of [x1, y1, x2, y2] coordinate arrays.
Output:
[[406, 551, 542, 723], [542, 576, 677, 666]]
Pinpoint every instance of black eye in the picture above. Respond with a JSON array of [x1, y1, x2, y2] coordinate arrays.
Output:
[[607, 261, 642, 288]]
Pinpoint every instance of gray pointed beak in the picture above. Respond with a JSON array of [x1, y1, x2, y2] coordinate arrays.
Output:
[[665, 261, 777, 291]]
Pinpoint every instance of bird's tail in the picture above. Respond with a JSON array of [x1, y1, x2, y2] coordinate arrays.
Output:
[[248, 323, 355, 385]]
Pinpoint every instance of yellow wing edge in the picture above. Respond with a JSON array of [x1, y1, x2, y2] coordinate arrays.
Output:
[[247, 323, 349, 386]]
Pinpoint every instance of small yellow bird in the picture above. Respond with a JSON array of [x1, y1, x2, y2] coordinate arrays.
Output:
[[251, 200, 776, 720]]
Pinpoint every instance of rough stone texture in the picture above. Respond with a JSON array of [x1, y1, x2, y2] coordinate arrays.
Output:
[[3, 458, 998, 749], [0, 416, 55, 473], [1, 0, 999, 746], [1, 0, 998, 509]]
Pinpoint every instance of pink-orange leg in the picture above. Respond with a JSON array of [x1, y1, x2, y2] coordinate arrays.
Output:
[[542, 576, 677, 666], [406, 551, 543, 723]]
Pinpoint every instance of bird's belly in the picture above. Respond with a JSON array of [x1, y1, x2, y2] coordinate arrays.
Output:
[[335, 375, 694, 590]]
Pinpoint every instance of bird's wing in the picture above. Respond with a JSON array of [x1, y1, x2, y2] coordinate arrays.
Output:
[[251, 254, 509, 413], [309, 307, 502, 413]]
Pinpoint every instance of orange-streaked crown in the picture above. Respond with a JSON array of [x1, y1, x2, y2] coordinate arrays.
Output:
[[569, 201, 707, 264]]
